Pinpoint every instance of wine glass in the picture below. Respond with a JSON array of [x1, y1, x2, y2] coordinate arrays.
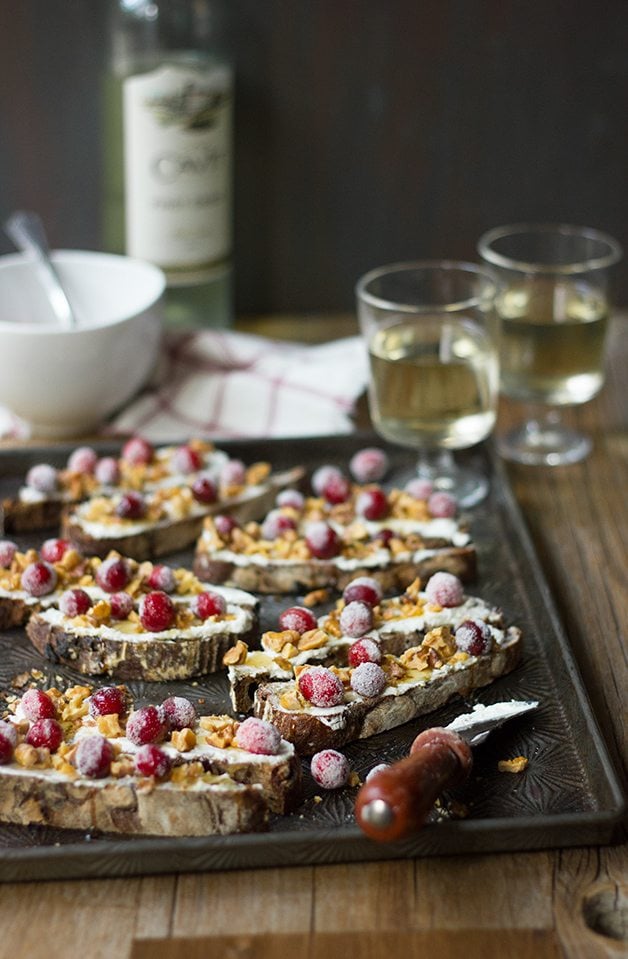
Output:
[[477, 223, 623, 466], [355, 260, 499, 507]]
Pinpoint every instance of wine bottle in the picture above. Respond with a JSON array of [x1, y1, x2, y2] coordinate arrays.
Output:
[[103, 0, 233, 328]]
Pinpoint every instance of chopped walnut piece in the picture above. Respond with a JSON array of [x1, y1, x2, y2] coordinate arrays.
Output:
[[222, 640, 249, 666], [279, 690, 304, 711], [281, 642, 299, 659], [498, 756, 529, 774], [111, 757, 135, 778], [245, 461, 271, 485], [14, 743, 42, 768], [170, 761, 204, 786], [96, 713, 123, 738], [297, 629, 329, 652], [263, 630, 300, 653], [422, 626, 456, 660], [302, 588, 330, 608], [170, 727, 197, 752]]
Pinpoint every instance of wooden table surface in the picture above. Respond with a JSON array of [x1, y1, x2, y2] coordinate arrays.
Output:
[[0, 313, 626, 959]]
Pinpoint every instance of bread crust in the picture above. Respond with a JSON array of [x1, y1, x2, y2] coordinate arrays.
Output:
[[1, 497, 66, 533]]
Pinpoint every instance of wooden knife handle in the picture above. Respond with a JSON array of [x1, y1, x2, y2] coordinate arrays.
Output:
[[355, 728, 473, 842]]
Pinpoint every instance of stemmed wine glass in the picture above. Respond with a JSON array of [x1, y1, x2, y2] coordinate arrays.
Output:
[[355, 260, 499, 507], [477, 223, 622, 466]]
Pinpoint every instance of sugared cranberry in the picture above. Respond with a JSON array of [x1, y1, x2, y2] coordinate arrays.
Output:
[[59, 588, 92, 618], [278, 606, 318, 634], [135, 743, 171, 778], [261, 509, 297, 540], [347, 637, 382, 668], [194, 591, 227, 620], [115, 491, 146, 520], [126, 705, 166, 745], [139, 591, 176, 632], [20, 561, 57, 597], [366, 763, 390, 781], [310, 749, 350, 789], [191, 473, 218, 504], [322, 472, 351, 505], [0, 540, 17, 568], [96, 557, 130, 593], [21, 689, 57, 721], [121, 436, 153, 465], [40, 537, 70, 563], [26, 463, 58, 493], [0, 720, 17, 764], [162, 696, 196, 730], [405, 477, 434, 500], [311, 464, 343, 496], [220, 458, 246, 487], [214, 514, 239, 538], [425, 572, 464, 608], [235, 717, 282, 755], [350, 661, 387, 698], [454, 619, 492, 656], [428, 491, 458, 518], [74, 734, 114, 778], [95, 456, 121, 486], [109, 592, 134, 620], [275, 488, 305, 510], [356, 487, 389, 521], [339, 600, 373, 638], [172, 444, 203, 474], [298, 666, 345, 708], [89, 685, 126, 718], [342, 576, 383, 608], [349, 447, 389, 483], [67, 446, 98, 474], [26, 718, 63, 752], [372, 528, 394, 548], [146, 564, 176, 593], [304, 521, 341, 560]]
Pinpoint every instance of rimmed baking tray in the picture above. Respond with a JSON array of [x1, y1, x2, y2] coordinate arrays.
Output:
[[0, 434, 624, 882]]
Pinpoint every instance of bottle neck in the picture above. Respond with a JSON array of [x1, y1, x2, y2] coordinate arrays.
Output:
[[110, 0, 219, 73]]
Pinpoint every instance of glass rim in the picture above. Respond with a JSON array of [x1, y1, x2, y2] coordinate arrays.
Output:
[[355, 259, 498, 314], [477, 222, 623, 275]]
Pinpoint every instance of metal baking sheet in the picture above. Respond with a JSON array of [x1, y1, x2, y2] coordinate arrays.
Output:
[[0, 434, 624, 882]]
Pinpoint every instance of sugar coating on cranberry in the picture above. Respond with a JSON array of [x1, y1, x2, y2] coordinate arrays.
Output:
[[191, 473, 218, 504], [26, 718, 63, 752], [235, 717, 282, 755], [305, 521, 341, 560], [21, 689, 57, 721], [366, 762, 390, 781], [342, 576, 383, 608], [25, 463, 58, 493], [74, 734, 114, 778], [121, 436, 153, 465], [0, 721, 17, 764], [356, 487, 389, 521], [89, 685, 126, 718], [115, 490, 146, 520], [339, 600, 374, 638], [261, 508, 297, 540], [162, 696, 197, 730], [126, 705, 166, 745], [350, 661, 387, 698], [96, 557, 130, 593], [349, 447, 389, 483], [109, 592, 134, 620], [67, 446, 98, 474], [275, 488, 304, 510], [298, 666, 345, 708], [322, 472, 351, 505], [146, 564, 176, 593], [95, 456, 121, 486], [425, 572, 465, 608], [428, 490, 458, 518], [347, 637, 382, 668], [310, 749, 351, 790], [214, 514, 239, 538], [59, 588, 92, 618], [194, 591, 227, 620], [172, 444, 203, 474], [405, 477, 434, 500], [220, 458, 246, 487], [40, 537, 70, 563], [20, 561, 58, 597], [454, 619, 493, 656], [140, 591, 176, 632], [0, 540, 17, 568], [278, 606, 318, 634], [311, 464, 343, 496], [135, 743, 171, 779]]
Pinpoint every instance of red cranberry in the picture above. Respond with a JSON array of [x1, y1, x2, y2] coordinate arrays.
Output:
[[162, 696, 197, 730], [342, 576, 383, 608], [135, 743, 171, 778], [220, 459, 246, 487], [59, 588, 92, 618], [349, 447, 389, 483], [214, 514, 239, 538], [146, 564, 176, 593], [115, 491, 146, 520], [278, 606, 318, 634], [26, 463, 58, 493], [454, 619, 492, 656], [339, 601, 374, 638], [0, 720, 17, 764], [109, 592, 134, 620], [21, 689, 57, 721], [121, 436, 153, 465], [26, 718, 63, 752], [350, 661, 387, 697], [74, 734, 114, 778], [311, 464, 343, 496], [20, 561, 57, 597], [347, 637, 382, 667], [275, 488, 305, 510], [298, 666, 345, 708], [0, 540, 17, 568], [95, 456, 121, 486], [261, 509, 297, 540], [372, 527, 394, 547], [405, 477, 434, 500], [191, 473, 218, 504], [428, 491, 458, 518], [140, 591, 176, 631], [305, 521, 341, 560], [125, 705, 166, 745], [67, 446, 98, 474], [322, 472, 351, 505], [40, 538, 71, 563], [425, 572, 464, 608], [356, 487, 389, 521], [172, 444, 203, 473], [96, 557, 130, 593], [194, 591, 227, 620], [89, 685, 126, 718], [235, 717, 282, 755], [310, 749, 350, 789]]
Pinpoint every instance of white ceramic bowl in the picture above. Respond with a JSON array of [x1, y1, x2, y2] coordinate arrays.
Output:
[[0, 250, 165, 437]]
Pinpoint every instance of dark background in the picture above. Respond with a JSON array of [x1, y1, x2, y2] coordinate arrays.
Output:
[[1, 0, 627, 314]]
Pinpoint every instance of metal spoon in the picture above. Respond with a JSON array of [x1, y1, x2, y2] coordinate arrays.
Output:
[[3, 210, 77, 329]]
